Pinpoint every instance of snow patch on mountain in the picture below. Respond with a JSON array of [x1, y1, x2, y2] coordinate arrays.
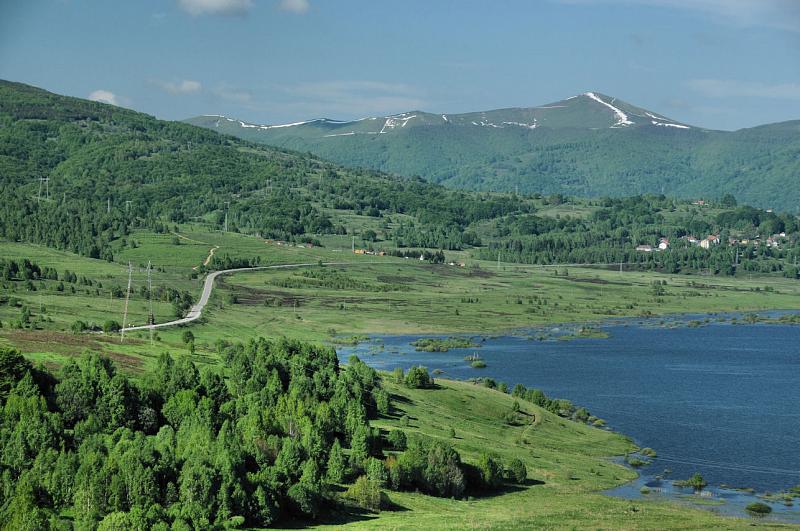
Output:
[[583, 92, 634, 127], [379, 113, 417, 134], [501, 120, 537, 129], [645, 112, 690, 129]]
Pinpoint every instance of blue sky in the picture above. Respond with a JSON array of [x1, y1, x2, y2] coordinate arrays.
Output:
[[1, 0, 799, 130]]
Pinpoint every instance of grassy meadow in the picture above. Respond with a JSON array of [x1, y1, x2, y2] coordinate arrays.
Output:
[[3, 225, 800, 367]]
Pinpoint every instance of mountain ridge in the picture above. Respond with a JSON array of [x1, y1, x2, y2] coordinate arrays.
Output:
[[188, 91, 697, 135], [185, 93, 800, 211]]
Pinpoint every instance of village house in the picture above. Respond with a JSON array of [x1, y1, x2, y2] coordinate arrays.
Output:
[[658, 238, 670, 250], [636, 244, 654, 252], [700, 235, 720, 249]]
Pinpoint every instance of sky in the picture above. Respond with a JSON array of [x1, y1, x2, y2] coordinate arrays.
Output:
[[1, 0, 799, 131]]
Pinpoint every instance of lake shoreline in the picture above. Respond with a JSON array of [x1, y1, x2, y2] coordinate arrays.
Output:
[[337, 315, 800, 524]]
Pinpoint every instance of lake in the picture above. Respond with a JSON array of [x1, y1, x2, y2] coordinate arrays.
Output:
[[337, 315, 800, 521]]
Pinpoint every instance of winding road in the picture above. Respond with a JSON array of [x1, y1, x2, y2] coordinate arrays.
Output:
[[122, 262, 350, 332]]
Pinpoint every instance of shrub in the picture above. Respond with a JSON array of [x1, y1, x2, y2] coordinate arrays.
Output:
[[366, 457, 388, 486], [392, 367, 404, 384], [477, 453, 504, 490], [688, 472, 707, 492], [386, 429, 407, 450], [404, 366, 432, 389], [506, 458, 527, 483], [745, 502, 772, 516], [392, 438, 465, 498], [345, 476, 382, 512], [102, 320, 121, 333]]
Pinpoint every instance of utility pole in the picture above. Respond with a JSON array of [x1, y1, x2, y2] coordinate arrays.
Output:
[[121, 262, 133, 342], [224, 201, 230, 233], [107, 197, 111, 214], [352, 235, 355, 253], [37, 176, 49, 203], [147, 260, 154, 344], [497, 250, 501, 271]]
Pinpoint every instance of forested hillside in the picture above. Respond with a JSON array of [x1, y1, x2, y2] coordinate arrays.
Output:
[[1, 80, 798, 278], [187, 95, 800, 210], [0, 80, 524, 261]]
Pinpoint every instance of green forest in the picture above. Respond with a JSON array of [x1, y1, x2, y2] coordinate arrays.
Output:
[[0, 344, 538, 529]]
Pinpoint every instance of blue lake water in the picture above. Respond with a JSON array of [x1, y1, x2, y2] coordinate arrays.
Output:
[[337, 316, 800, 521]]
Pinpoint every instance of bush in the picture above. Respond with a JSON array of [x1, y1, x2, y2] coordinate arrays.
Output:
[[688, 472, 707, 492], [745, 502, 772, 516], [506, 458, 527, 484], [477, 453, 504, 490], [345, 476, 382, 512], [391, 438, 465, 498], [392, 367, 404, 384], [366, 457, 388, 486], [102, 320, 121, 333], [404, 366, 433, 389], [675, 472, 707, 492], [386, 429, 407, 450]]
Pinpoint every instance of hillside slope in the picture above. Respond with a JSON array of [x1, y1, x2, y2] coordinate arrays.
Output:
[[186, 93, 800, 210], [0, 79, 525, 260]]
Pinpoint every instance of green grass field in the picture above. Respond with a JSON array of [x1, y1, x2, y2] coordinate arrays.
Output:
[[197, 258, 800, 343], [3, 227, 800, 364]]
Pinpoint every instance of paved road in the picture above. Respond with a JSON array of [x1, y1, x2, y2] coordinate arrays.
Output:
[[122, 262, 351, 332]]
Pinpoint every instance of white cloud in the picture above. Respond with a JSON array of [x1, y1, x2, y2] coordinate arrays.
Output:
[[176, 0, 253, 16], [554, 0, 800, 32], [155, 79, 203, 95], [687, 79, 800, 100], [88, 90, 119, 106], [279, 0, 309, 14]]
